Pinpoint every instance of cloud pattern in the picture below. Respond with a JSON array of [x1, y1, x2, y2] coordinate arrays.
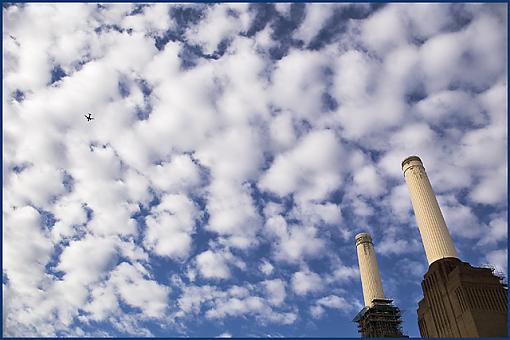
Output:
[[3, 3, 507, 337]]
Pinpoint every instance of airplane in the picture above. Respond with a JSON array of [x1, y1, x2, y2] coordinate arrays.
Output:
[[85, 113, 94, 121], [9, 35, 20, 47]]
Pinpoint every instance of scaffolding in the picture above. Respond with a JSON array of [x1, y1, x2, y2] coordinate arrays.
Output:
[[353, 299, 407, 338], [481, 263, 508, 288]]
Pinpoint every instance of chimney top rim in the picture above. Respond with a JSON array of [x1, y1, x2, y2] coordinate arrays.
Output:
[[401, 155, 422, 169], [355, 232, 372, 244]]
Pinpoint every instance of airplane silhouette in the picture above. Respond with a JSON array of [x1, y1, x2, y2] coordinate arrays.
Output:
[[85, 113, 94, 121]]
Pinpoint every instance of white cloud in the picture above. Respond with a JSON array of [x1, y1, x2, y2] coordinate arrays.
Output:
[[274, 3, 291, 18], [458, 124, 506, 171], [388, 184, 412, 222], [122, 168, 151, 203], [415, 90, 485, 127], [311, 294, 363, 319], [143, 40, 181, 84], [478, 217, 507, 246], [205, 294, 297, 325], [177, 283, 297, 325], [4, 5, 65, 91], [144, 193, 199, 259], [378, 123, 444, 179], [352, 164, 386, 198], [149, 155, 202, 193], [318, 294, 350, 308], [485, 249, 508, 277], [82, 278, 119, 321], [361, 5, 408, 55], [185, 5, 251, 55], [291, 270, 323, 296], [479, 80, 507, 126], [294, 4, 337, 46], [419, 12, 506, 93], [197, 126, 264, 183], [289, 201, 342, 226], [259, 129, 345, 202], [326, 263, 360, 284], [438, 194, 482, 239], [262, 279, 286, 306], [121, 4, 174, 34], [265, 217, 326, 263], [56, 236, 117, 286], [214, 36, 271, 127], [4, 206, 52, 292], [217, 332, 232, 338], [205, 296, 264, 319], [95, 4, 134, 25], [205, 180, 262, 249], [108, 314, 154, 337], [196, 250, 232, 280], [49, 236, 119, 326], [268, 111, 297, 152], [331, 49, 407, 139], [270, 49, 330, 119], [396, 258, 427, 278], [102, 31, 159, 74], [177, 284, 222, 315], [469, 165, 507, 206], [6, 164, 66, 209], [109, 262, 170, 318], [4, 231, 140, 335], [254, 25, 276, 51], [361, 4, 455, 55], [310, 305, 326, 319], [82, 261, 171, 323], [346, 197, 375, 220], [259, 259, 274, 276], [378, 235, 421, 256], [136, 58, 219, 159], [403, 4, 452, 39]]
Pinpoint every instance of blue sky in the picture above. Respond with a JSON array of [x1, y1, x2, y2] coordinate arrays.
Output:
[[2, 3, 508, 337]]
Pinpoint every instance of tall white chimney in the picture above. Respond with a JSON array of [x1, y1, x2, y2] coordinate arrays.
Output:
[[355, 232, 385, 307], [402, 156, 459, 265]]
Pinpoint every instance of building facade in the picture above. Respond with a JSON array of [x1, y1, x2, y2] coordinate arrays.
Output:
[[417, 258, 508, 337]]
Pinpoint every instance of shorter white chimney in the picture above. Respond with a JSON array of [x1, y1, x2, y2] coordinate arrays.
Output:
[[355, 232, 385, 307]]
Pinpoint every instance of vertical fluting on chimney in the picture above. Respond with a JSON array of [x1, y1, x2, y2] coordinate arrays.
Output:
[[402, 156, 459, 265], [355, 232, 385, 307]]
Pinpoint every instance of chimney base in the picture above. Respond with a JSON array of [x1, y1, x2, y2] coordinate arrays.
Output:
[[353, 299, 407, 338]]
